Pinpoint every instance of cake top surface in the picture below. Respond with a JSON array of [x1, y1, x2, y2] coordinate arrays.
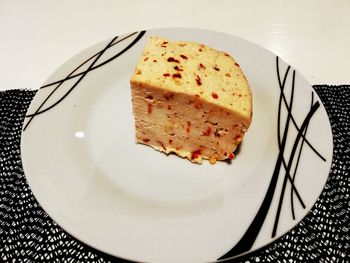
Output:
[[130, 36, 252, 119]]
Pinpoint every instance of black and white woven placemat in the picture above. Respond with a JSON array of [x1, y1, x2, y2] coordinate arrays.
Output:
[[0, 86, 349, 262]]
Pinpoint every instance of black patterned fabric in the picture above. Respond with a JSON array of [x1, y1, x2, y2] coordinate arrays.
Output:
[[0, 86, 349, 263]]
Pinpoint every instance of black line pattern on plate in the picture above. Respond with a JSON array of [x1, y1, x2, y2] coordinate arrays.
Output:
[[23, 31, 146, 131], [272, 87, 320, 238], [276, 63, 306, 214], [289, 92, 313, 220], [218, 56, 325, 260]]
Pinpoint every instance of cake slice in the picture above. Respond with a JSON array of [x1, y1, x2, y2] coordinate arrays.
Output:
[[130, 36, 252, 164]]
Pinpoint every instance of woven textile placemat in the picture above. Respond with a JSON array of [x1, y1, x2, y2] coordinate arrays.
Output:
[[0, 86, 349, 262]]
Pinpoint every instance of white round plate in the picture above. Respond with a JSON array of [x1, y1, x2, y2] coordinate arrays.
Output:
[[21, 28, 333, 263]]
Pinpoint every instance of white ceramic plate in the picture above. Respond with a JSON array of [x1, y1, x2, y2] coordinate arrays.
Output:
[[21, 28, 333, 263]]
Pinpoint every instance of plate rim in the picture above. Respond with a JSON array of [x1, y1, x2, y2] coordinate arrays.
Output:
[[20, 27, 333, 262]]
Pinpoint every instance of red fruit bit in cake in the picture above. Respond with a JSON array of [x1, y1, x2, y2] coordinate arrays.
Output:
[[191, 149, 202, 160], [169, 139, 173, 144], [194, 102, 203, 110], [142, 138, 150, 143], [191, 146, 206, 160], [164, 93, 174, 100], [161, 41, 168, 47], [234, 62, 240, 67], [180, 54, 188, 60], [163, 73, 170, 77], [167, 105, 172, 110], [199, 63, 206, 69], [147, 104, 153, 114], [195, 75, 202, 86], [153, 59, 157, 62], [186, 121, 191, 133], [202, 127, 212, 136], [228, 153, 235, 160], [172, 73, 182, 79], [211, 92, 219, 99], [224, 53, 230, 57], [194, 103, 202, 110], [144, 57, 149, 61], [225, 73, 231, 77], [214, 66, 220, 71], [174, 66, 183, 71], [167, 57, 180, 63], [194, 95, 202, 109]]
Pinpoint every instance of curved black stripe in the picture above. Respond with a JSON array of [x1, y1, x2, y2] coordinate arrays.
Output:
[[290, 92, 314, 219], [277, 57, 291, 148], [23, 31, 146, 132], [272, 100, 320, 237], [276, 59, 305, 209], [270, 69, 297, 238], [25, 31, 146, 119], [39, 32, 140, 90], [23, 35, 120, 131], [276, 59, 325, 162]]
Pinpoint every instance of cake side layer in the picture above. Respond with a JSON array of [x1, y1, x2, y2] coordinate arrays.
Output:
[[131, 83, 250, 163]]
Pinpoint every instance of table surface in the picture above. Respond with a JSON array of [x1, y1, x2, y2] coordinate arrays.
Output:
[[1, 0, 350, 92]]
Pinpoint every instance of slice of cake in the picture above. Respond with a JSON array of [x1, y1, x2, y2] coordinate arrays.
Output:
[[130, 36, 252, 164]]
